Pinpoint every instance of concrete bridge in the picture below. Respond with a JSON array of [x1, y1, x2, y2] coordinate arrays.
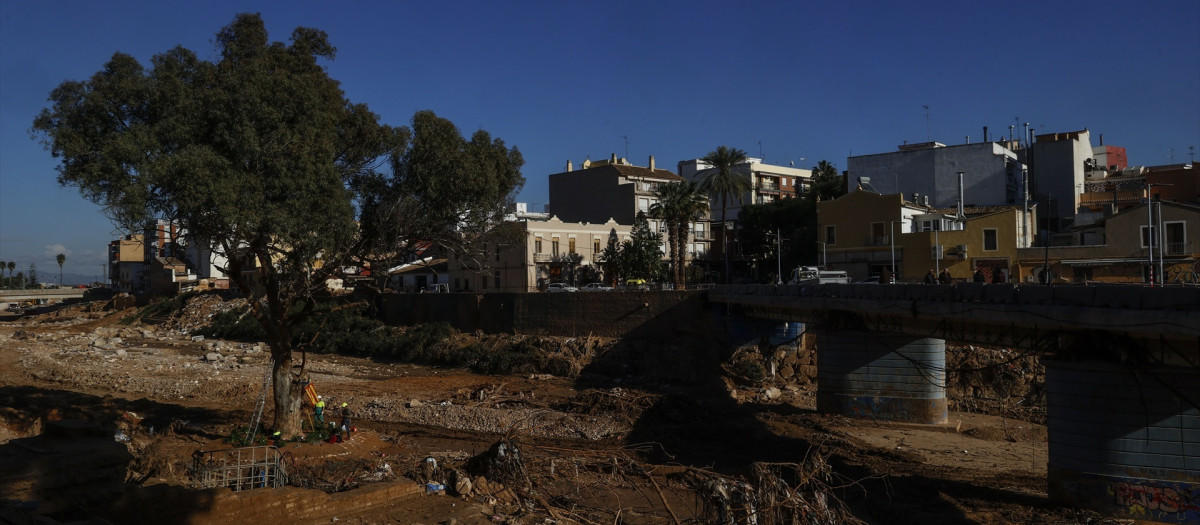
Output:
[[0, 289, 87, 303], [711, 283, 1200, 524]]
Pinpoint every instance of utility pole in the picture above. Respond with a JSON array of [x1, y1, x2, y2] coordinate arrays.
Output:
[[775, 228, 782, 285], [922, 105, 931, 141]]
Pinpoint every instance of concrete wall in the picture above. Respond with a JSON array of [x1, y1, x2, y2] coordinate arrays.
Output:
[[847, 142, 1020, 208], [378, 291, 704, 338]]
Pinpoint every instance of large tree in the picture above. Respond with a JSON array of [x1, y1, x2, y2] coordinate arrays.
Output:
[[807, 160, 846, 203], [32, 14, 521, 437], [697, 146, 751, 284], [622, 211, 663, 283], [650, 181, 708, 289]]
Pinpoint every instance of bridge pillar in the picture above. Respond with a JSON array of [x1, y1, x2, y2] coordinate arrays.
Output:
[[1046, 360, 1200, 524], [815, 330, 947, 424]]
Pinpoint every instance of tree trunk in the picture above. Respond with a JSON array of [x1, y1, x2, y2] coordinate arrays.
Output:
[[270, 344, 304, 437]]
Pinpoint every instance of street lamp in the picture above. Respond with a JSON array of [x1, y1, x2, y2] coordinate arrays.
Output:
[[815, 241, 826, 268], [1146, 182, 1174, 285], [890, 220, 903, 283], [774, 228, 782, 285]]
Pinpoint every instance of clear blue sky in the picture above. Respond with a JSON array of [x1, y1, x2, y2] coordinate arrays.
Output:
[[2, 1, 1198, 283]]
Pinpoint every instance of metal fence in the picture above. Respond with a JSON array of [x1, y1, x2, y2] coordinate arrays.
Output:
[[191, 446, 288, 491]]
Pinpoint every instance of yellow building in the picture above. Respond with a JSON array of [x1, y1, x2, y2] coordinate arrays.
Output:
[[817, 189, 1035, 282]]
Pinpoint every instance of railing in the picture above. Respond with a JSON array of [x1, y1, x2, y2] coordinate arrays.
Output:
[[533, 253, 583, 264], [1166, 241, 1191, 256], [191, 446, 288, 491]]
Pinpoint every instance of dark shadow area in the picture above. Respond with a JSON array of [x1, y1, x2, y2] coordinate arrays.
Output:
[[0, 385, 239, 524], [570, 297, 1070, 524]]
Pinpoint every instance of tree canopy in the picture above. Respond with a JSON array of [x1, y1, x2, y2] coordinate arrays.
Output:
[[31, 13, 523, 435], [697, 146, 750, 283], [650, 181, 708, 288]]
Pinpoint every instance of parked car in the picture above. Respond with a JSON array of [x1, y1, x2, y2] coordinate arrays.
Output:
[[581, 283, 613, 291], [546, 282, 578, 292]]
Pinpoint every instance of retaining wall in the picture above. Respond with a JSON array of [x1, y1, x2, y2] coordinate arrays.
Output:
[[377, 291, 704, 338]]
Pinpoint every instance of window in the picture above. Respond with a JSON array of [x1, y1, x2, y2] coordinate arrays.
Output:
[[638, 198, 651, 213], [920, 220, 942, 232], [983, 229, 998, 251], [593, 239, 600, 254], [871, 222, 886, 246], [495, 246, 500, 262], [569, 237, 576, 254], [552, 239, 559, 256], [534, 236, 542, 254], [482, 276, 488, 290], [1140, 226, 1156, 248], [494, 271, 501, 288], [1165, 222, 1186, 255], [825, 225, 836, 245]]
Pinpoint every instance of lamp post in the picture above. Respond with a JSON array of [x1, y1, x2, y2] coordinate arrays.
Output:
[[1145, 182, 1174, 285], [775, 228, 782, 285], [816, 241, 826, 269], [890, 220, 903, 283]]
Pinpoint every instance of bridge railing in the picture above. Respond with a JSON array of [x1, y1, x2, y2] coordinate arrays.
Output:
[[712, 282, 1200, 312]]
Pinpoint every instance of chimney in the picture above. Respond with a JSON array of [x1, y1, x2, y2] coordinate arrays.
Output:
[[611, 153, 617, 164], [923, 195, 930, 207], [912, 192, 919, 203], [956, 171, 966, 221], [983, 126, 989, 142], [566, 160, 573, 172], [649, 155, 656, 170]]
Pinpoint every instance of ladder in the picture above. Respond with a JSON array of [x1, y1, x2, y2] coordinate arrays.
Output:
[[247, 358, 274, 445]]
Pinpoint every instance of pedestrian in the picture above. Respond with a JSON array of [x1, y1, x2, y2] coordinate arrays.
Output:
[[924, 269, 937, 284], [314, 395, 325, 424], [338, 406, 352, 442], [993, 268, 1006, 284], [938, 269, 952, 284], [973, 267, 986, 283]]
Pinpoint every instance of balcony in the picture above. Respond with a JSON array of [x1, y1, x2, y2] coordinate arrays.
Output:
[[533, 253, 582, 264], [1166, 241, 1192, 256]]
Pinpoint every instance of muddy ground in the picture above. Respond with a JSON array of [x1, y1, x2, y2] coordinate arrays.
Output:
[[0, 296, 1124, 524]]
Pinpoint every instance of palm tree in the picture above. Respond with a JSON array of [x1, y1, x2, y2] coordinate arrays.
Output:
[[56, 254, 66, 287], [697, 146, 751, 284], [0, 261, 7, 288], [6, 261, 14, 287], [650, 181, 709, 289]]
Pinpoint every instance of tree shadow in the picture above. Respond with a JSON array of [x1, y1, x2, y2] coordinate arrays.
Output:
[[0, 385, 235, 523]]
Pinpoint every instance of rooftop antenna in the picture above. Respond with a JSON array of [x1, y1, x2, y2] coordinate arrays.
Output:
[[758, 140, 763, 160], [1168, 147, 1175, 163], [1189, 146, 1195, 164], [922, 105, 931, 141]]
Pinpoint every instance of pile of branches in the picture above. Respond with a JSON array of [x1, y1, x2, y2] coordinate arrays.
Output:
[[453, 433, 863, 525]]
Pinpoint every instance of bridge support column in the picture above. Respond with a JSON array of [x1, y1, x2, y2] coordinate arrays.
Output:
[[1046, 360, 1200, 524], [815, 330, 947, 424]]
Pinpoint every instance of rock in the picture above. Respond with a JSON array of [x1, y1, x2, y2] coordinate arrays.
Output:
[[191, 335, 205, 342], [763, 387, 782, 400], [406, 399, 423, 408], [205, 352, 222, 361], [115, 349, 127, 356], [798, 365, 817, 379]]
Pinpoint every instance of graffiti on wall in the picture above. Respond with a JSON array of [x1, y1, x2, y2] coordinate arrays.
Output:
[[1165, 261, 1198, 284], [1111, 479, 1200, 522]]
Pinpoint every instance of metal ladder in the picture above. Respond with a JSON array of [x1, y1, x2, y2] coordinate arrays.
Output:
[[247, 358, 274, 444]]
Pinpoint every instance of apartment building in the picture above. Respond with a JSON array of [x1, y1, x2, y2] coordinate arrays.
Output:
[[817, 189, 1034, 283], [449, 216, 632, 292]]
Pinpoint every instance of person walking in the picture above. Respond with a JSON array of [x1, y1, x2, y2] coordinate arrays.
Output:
[[938, 269, 952, 284], [338, 404, 352, 442], [973, 267, 986, 283], [923, 269, 937, 284], [314, 395, 325, 424], [993, 268, 1007, 284]]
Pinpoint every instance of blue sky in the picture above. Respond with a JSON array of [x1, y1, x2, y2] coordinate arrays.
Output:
[[2, 1, 1198, 283]]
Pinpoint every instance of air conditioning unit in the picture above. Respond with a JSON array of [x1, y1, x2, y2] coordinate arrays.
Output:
[[955, 244, 967, 253], [956, 253, 968, 260]]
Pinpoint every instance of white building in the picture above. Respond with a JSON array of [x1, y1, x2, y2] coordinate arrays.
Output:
[[846, 141, 1026, 211], [678, 157, 813, 221]]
